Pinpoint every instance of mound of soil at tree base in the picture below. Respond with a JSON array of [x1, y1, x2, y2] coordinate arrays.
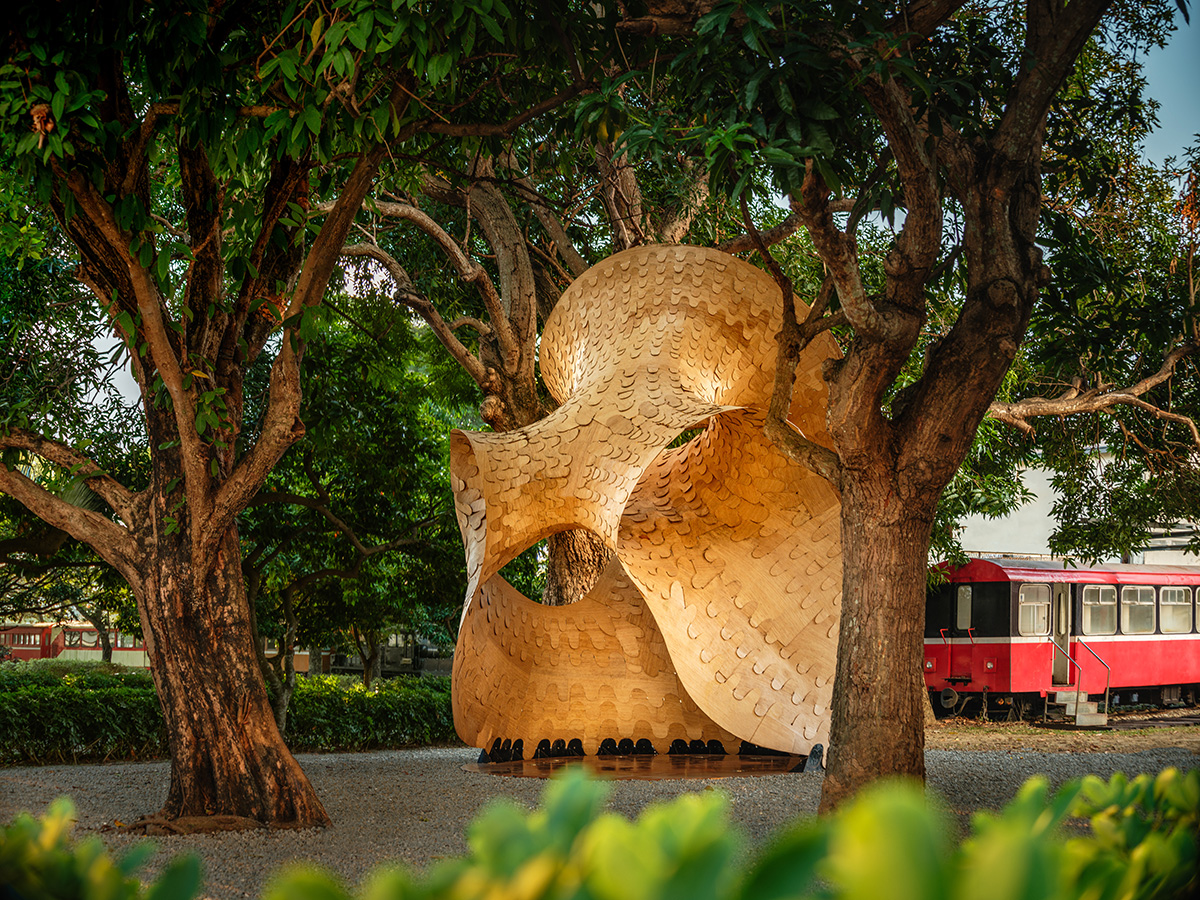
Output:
[[926, 706, 1200, 755], [104, 814, 268, 835]]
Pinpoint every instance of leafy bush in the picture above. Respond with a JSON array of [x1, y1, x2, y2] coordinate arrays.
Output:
[[0, 659, 155, 691], [1064, 769, 1200, 900], [284, 675, 455, 751], [5, 769, 1195, 900], [0, 668, 455, 763], [0, 686, 166, 764], [0, 798, 200, 900]]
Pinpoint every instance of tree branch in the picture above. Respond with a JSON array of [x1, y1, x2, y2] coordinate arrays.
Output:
[[886, 0, 971, 38], [497, 153, 590, 278], [849, 47, 943, 318], [0, 429, 138, 526], [420, 80, 591, 137], [0, 466, 140, 580], [716, 200, 860, 254], [62, 172, 211, 520], [657, 160, 709, 244], [365, 199, 521, 363], [790, 165, 915, 344], [993, 0, 1115, 171], [740, 196, 844, 490], [987, 343, 1200, 446], [246, 490, 435, 559], [340, 242, 490, 388]]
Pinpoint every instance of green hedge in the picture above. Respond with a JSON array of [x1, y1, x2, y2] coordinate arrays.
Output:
[[0, 664, 456, 764], [0, 686, 166, 764], [3, 769, 1197, 900], [0, 659, 155, 691], [284, 675, 456, 752]]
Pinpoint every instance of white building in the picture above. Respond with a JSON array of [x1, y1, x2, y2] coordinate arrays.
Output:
[[956, 467, 1198, 565]]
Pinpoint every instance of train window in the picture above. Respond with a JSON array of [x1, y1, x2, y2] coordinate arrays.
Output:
[[1120, 586, 1156, 634], [956, 586, 972, 630], [1082, 585, 1117, 635], [1018, 584, 1051, 635], [1160, 587, 1193, 634]]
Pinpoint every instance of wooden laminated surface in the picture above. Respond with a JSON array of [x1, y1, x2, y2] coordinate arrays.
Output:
[[450, 244, 842, 756]]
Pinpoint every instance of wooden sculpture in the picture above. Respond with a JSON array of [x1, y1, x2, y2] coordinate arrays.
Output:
[[450, 244, 841, 759]]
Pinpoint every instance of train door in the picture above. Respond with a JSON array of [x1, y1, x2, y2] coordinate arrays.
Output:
[[950, 585, 974, 678], [1052, 584, 1071, 684]]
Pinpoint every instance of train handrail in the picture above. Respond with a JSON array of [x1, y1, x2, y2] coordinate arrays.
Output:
[[1046, 636, 1111, 719], [1074, 638, 1112, 714], [1046, 636, 1084, 721], [939, 628, 951, 676]]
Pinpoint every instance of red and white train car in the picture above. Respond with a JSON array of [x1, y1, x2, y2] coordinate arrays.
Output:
[[924, 558, 1200, 712], [1, 621, 318, 672], [0, 622, 63, 661], [57, 623, 151, 668]]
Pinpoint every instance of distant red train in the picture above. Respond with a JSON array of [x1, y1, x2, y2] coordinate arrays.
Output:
[[924, 558, 1200, 716], [0, 622, 61, 661], [0, 621, 322, 671]]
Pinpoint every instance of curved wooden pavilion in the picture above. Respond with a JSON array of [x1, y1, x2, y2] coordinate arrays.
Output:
[[450, 244, 842, 757]]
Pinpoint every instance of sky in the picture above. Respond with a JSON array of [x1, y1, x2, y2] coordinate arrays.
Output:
[[1142, 9, 1200, 164]]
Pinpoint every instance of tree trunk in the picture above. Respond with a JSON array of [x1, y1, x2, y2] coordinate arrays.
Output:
[[136, 526, 328, 827], [267, 651, 296, 735], [819, 472, 934, 813], [353, 627, 381, 689], [81, 609, 114, 663], [542, 528, 611, 606], [246, 575, 299, 736]]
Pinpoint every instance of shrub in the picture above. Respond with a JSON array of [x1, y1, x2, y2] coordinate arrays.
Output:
[[284, 675, 455, 751], [5, 769, 1196, 900], [274, 768, 1200, 900], [0, 659, 155, 691], [0, 686, 166, 765], [0, 798, 200, 900], [0, 668, 455, 763]]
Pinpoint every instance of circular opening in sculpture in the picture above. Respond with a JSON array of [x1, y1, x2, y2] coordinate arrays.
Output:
[[495, 528, 610, 606]]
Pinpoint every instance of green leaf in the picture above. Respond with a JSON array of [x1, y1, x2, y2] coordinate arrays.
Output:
[[826, 782, 951, 900], [145, 855, 202, 900], [263, 865, 353, 900], [426, 53, 453, 85], [739, 822, 828, 900]]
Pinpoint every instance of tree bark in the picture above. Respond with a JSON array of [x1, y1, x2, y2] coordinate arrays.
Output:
[[137, 524, 328, 827], [819, 470, 933, 812], [541, 528, 610, 606]]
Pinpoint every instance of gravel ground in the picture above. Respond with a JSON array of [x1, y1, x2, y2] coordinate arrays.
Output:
[[3, 743, 1198, 899]]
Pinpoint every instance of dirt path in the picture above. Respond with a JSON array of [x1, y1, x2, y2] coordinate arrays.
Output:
[[926, 707, 1200, 755]]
